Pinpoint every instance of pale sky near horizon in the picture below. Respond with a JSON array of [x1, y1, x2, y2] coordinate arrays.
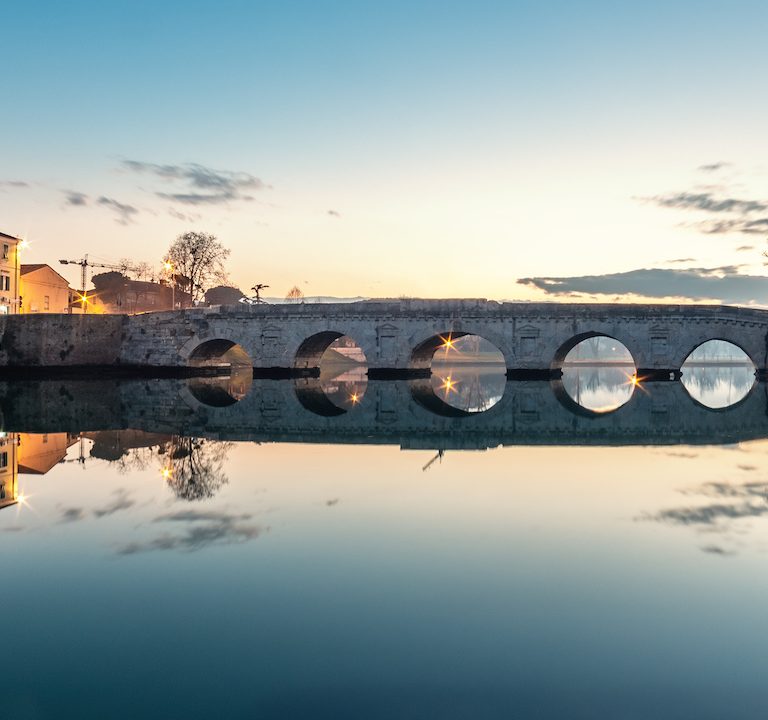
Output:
[[2, 1, 768, 303]]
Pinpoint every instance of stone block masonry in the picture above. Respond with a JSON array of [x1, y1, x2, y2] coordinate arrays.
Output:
[[0, 300, 767, 374]]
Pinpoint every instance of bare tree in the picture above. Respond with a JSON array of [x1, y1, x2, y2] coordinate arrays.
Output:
[[166, 232, 230, 305], [163, 436, 232, 501], [286, 285, 304, 303]]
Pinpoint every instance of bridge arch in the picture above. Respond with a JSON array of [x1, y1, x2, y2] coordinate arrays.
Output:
[[678, 336, 758, 372], [293, 331, 368, 370], [409, 330, 510, 370], [551, 332, 638, 370], [188, 338, 252, 368]]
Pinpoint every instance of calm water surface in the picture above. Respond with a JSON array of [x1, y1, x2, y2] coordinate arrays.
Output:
[[2, 363, 768, 719]]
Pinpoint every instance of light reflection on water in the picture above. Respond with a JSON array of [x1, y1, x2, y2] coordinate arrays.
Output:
[[3, 371, 768, 718], [429, 363, 507, 413]]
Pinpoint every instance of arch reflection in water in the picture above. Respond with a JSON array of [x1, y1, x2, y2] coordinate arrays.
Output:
[[430, 335, 506, 413], [295, 336, 368, 415], [560, 336, 636, 413], [187, 367, 253, 407], [681, 340, 756, 409]]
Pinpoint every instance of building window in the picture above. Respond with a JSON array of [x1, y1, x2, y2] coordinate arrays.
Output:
[[1, 272, 10, 291], [2, 245, 8, 260], [0, 452, 8, 469], [44, 295, 50, 310]]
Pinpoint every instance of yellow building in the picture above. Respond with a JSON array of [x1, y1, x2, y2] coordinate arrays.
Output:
[[0, 434, 19, 510], [0, 231, 22, 314], [20, 264, 73, 314]]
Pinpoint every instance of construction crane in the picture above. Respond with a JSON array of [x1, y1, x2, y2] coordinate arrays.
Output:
[[422, 449, 445, 472], [59, 254, 135, 313]]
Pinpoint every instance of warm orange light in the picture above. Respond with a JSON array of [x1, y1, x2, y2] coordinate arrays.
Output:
[[350, 392, 359, 404], [164, 261, 173, 272], [161, 466, 172, 479], [440, 333, 456, 351], [440, 375, 458, 395]]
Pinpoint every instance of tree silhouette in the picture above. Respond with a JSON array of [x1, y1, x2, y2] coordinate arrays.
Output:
[[286, 285, 304, 303], [166, 231, 230, 305], [163, 436, 232, 501]]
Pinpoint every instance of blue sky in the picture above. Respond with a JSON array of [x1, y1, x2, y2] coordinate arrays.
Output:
[[3, 1, 768, 301]]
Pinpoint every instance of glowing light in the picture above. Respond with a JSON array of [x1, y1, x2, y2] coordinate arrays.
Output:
[[17, 492, 26, 505], [439, 333, 457, 352], [350, 392, 359, 404], [439, 375, 459, 396], [164, 261, 173, 272], [18, 239, 30, 250], [161, 466, 173, 479]]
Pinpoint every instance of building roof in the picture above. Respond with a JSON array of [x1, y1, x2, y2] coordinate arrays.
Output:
[[20, 263, 71, 285], [0, 231, 21, 242]]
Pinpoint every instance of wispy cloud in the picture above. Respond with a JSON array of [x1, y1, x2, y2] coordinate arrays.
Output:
[[698, 162, 731, 172], [642, 165, 768, 236], [0, 180, 29, 189], [167, 207, 200, 223], [93, 489, 134, 518], [122, 160, 269, 206], [649, 191, 767, 215], [63, 190, 88, 206], [327, 209, 341, 218], [97, 196, 139, 225], [518, 266, 767, 304], [116, 510, 264, 555], [60, 507, 85, 523]]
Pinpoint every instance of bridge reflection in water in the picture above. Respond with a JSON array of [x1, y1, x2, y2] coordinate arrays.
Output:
[[0, 362, 765, 450]]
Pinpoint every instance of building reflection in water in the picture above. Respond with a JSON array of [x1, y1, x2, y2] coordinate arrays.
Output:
[[0, 433, 19, 510], [0, 432, 79, 511]]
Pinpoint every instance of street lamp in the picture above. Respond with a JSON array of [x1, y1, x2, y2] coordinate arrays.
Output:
[[164, 260, 175, 310], [14, 239, 29, 314]]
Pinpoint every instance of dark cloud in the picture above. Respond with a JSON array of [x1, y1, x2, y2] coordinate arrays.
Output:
[[63, 190, 88, 206], [326, 498, 340, 506], [688, 481, 768, 499], [116, 510, 264, 555], [122, 160, 268, 206], [93, 489, 134, 518], [696, 217, 768, 235], [518, 266, 768, 304], [736, 245, 755, 252], [700, 544, 736, 556], [698, 162, 731, 172], [0, 180, 29, 189], [97, 196, 139, 225], [649, 191, 767, 215], [645, 501, 768, 526], [327, 209, 341, 218], [60, 507, 85, 523], [665, 258, 696, 264]]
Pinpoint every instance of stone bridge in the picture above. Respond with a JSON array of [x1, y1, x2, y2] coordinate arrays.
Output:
[[1, 300, 767, 374], [1, 376, 767, 448]]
